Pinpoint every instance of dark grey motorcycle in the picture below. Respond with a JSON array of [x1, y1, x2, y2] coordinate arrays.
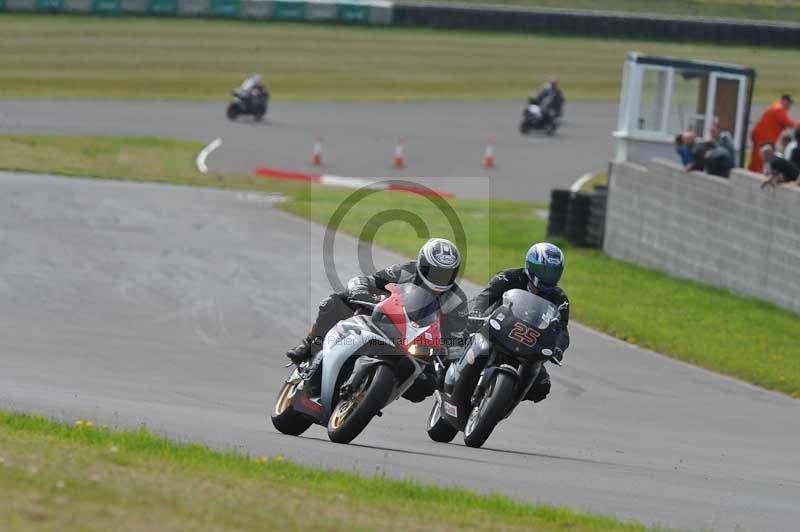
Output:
[[427, 289, 563, 448]]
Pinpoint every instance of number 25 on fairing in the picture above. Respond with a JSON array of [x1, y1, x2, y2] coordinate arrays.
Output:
[[508, 322, 540, 347]]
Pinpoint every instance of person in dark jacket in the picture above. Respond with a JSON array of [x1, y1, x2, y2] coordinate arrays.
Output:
[[286, 238, 469, 365], [530, 77, 565, 118], [760, 142, 800, 188], [468, 242, 570, 403]]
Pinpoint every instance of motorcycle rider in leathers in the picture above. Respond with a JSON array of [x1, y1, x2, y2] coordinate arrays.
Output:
[[286, 238, 470, 402], [468, 242, 570, 403]]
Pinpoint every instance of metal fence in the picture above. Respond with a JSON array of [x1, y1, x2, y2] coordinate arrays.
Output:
[[0, 0, 394, 24]]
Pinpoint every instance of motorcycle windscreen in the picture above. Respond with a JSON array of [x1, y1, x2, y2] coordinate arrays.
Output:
[[371, 283, 440, 346], [398, 283, 440, 326], [502, 289, 559, 329]]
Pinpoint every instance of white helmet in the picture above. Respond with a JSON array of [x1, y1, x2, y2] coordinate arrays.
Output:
[[416, 238, 461, 292]]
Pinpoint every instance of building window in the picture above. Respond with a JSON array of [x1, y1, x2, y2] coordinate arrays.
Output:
[[637, 68, 668, 132]]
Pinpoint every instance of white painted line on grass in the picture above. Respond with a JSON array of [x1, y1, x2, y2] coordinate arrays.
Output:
[[196, 138, 222, 174], [570, 172, 594, 193]]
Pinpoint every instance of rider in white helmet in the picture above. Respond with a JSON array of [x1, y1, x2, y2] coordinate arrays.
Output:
[[286, 238, 469, 367]]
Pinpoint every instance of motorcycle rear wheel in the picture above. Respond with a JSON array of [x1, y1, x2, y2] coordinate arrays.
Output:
[[463, 372, 515, 448], [426, 391, 458, 443], [271, 380, 314, 436], [327, 364, 395, 444]]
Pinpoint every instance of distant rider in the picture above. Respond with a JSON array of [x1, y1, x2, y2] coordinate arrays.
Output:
[[286, 238, 470, 399], [529, 76, 565, 119], [238, 74, 268, 110], [468, 242, 570, 403]]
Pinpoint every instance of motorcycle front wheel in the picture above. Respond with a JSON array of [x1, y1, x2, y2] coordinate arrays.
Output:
[[327, 364, 395, 444], [226, 103, 240, 120], [271, 379, 314, 436], [463, 371, 515, 448]]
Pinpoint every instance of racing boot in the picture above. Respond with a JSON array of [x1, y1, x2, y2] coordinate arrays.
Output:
[[285, 335, 322, 365], [525, 368, 551, 403]]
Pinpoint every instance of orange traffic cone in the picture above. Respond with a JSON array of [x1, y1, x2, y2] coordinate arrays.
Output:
[[393, 139, 405, 169], [483, 138, 495, 169], [312, 138, 322, 166]]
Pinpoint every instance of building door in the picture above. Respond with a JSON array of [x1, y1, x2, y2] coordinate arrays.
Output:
[[706, 73, 746, 149]]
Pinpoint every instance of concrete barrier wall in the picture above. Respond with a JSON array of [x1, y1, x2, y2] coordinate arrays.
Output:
[[0, 0, 393, 23], [604, 159, 800, 314]]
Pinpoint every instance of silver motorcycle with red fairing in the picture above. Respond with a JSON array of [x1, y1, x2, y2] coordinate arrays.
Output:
[[272, 283, 444, 444]]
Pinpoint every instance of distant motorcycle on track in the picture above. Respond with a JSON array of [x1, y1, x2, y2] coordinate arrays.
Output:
[[271, 283, 445, 444], [227, 75, 269, 121], [426, 289, 563, 448], [519, 103, 559, 135]]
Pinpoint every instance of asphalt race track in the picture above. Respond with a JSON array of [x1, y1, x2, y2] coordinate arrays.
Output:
[[0, 100, 618, 202], [1, 172, 798, 531]]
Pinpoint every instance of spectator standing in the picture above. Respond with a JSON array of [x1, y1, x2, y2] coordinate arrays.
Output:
[[702, 123, 735, 177], [786, 129, 800, 166], [749, 95, 800, 173], [778, 130, 794, 157], [675, 133, 694, 170]]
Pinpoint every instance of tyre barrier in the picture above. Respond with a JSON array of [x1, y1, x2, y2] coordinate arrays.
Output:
[[545, 189, 571, 238], [546, 186, 607, 248], [393, 2, 800, 47]]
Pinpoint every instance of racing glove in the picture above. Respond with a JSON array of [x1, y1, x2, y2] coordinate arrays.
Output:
[[349, 290, 376, 304]]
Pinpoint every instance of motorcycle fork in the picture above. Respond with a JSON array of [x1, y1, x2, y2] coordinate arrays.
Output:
[[470, 349, 498, 407]]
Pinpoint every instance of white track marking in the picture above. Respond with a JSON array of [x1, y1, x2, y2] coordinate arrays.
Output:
[[196, 138, 222, 174], [570, 172, 594, 192], [320, 175, 382, 189]]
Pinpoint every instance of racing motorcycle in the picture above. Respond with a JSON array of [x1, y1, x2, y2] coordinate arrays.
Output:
[[519, 101, 559, 135], [426, 289, 562, 448], [271, 283, 444, 444], [226, 84, 269, 121]]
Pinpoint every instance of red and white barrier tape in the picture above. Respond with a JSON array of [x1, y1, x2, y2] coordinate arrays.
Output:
[[254, 167, 455, 198]]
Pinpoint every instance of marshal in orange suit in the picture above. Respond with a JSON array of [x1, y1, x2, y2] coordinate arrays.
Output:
[[749, 94, 800, 173]]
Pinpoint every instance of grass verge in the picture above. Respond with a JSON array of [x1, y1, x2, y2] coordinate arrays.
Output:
[[1, 14, 800, 103], [0, 411, 653, 531], [1, 133, 798, 397]]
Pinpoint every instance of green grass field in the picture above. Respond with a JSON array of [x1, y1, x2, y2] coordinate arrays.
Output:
[[1, 14, 799, 102], [420, 0, 800, 23], [1, 133, 798, 398], [0, 412, 653, 532]]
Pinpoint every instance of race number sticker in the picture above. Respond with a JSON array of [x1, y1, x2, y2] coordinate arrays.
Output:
[[508, 322, 540, 347]]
